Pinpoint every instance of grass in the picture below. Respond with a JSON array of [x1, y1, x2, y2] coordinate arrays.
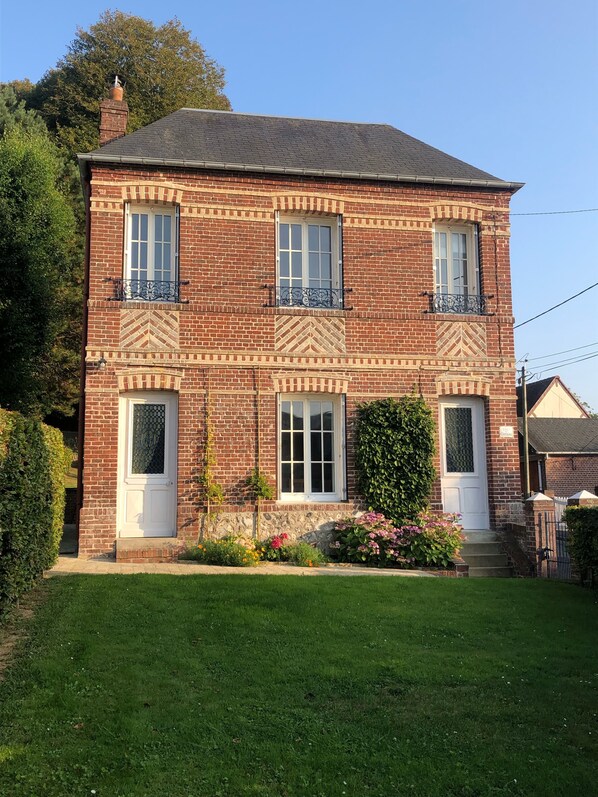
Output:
[[0, 576, 596, 797]]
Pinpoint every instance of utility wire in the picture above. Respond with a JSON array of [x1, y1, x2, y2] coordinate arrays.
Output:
[[535, 350, 598, 373], [514, 281, 598, 329], [525, 341, 598, 361], [511, 208, 598, 216]]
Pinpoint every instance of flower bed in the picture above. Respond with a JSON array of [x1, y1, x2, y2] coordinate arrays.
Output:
[[181, 534, 328, 568]]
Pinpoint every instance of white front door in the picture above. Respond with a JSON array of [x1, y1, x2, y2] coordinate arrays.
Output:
[[118, 392, 177, 537], [439, 397, 489, 530]]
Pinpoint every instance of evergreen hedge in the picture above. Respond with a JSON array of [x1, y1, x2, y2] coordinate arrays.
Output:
[[355, 395, 436, 525], [0, 409, 69, 611], [563, 505, 598, 584]]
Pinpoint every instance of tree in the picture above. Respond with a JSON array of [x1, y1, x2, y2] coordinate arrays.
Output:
[[0, 127, 81, 417], [0, 85, 47, 136], [27, 11, 231, 154]]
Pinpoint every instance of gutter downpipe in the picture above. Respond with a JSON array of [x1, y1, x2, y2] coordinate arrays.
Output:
[[75, 159, 92, 549]]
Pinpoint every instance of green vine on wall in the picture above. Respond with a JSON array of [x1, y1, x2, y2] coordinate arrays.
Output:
[[355, 395, 436, 525], [200, 383, 225, 540]]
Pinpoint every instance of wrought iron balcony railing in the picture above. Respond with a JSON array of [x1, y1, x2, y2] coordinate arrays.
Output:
[[424, 292, 493, 315], [107, 278, 189, 303], [264, 285, 353, 310]]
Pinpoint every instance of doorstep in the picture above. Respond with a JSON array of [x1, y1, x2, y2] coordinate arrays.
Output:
[[115, 537, 185, 564]]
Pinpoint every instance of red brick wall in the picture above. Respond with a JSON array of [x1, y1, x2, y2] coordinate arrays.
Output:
[[545, 456, 598, 497], [79, 164, 521, 557]]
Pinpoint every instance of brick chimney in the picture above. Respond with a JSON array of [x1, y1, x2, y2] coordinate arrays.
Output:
[[99, 76, 129, 146]]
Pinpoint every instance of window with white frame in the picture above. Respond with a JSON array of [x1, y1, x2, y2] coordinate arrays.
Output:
[[277, 215, 343, 308], [123, 205, 180, 301], [432, 224, 483, 314], [279, 395, 345, 501]]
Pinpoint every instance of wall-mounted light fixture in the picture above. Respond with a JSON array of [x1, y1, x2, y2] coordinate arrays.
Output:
[[89, 356, 107, 372]]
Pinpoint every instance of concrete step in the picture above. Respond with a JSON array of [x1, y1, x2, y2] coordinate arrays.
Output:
[[461, 553, 510, 568], [469, 566, 513, 578], [460, 541, 504, 556], [463, 530, 498, 543]]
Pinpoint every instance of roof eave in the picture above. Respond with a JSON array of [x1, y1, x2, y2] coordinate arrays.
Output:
[[77, 152, 524, 191]]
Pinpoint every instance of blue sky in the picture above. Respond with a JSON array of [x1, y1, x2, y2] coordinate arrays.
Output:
[[2, 0, 597, 407]]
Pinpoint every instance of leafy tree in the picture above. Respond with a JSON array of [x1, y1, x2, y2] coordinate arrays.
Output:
[[355, 395, 436, 525], [28, 10, 231, 153], [0, 127, 81, 417]]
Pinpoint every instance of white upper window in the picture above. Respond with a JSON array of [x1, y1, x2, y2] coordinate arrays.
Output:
[[432, 224, 483, 313], [279, 395, 345, 501], [123, 205, 179, 301], [277, 215, 343, 308]]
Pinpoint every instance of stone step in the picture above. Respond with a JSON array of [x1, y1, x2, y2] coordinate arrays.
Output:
[[468, 566, 513, 578]]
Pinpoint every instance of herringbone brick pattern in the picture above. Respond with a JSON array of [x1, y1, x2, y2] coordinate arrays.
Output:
[[436, 321, 486, 359], [120, 309, 179, 350], [275, 316, 346, 355]]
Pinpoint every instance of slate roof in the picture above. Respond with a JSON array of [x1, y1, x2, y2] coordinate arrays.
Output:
[[516, 376, 556, 417], [79, 109, 523, 189], [520, 418, 598, 454]]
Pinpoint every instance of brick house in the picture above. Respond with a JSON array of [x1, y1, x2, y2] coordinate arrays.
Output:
[[76, 86, 524, 559], [517, 376, 598, 494]]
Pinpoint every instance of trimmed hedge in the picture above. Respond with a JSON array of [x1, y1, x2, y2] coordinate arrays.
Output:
[[355, 395, 436, 525], [0, 409, 69, 611], [563, 506, 598, 584]]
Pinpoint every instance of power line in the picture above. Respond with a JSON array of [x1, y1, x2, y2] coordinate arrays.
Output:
[[535, 350, 598, 373], [525, 341, 598, 361], [511, 208, 598, 216], [514, 281, 598, 329]]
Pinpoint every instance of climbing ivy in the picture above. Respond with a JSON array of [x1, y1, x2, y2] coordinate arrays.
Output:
[[355, 395, 435, 525]]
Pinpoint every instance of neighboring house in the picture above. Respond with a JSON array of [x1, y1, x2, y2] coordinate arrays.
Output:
[[517, 376, 598, 494], [76, 84, 524, 559], [516, 375, 589, 419]]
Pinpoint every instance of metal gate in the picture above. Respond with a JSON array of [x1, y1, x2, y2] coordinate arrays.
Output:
[[537, 498, 571, 580]]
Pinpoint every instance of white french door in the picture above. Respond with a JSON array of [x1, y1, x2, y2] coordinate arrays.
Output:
[[118, 392, 177, 537], [439, 397, 489, 530]]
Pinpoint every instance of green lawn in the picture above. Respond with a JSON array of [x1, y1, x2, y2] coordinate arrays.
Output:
[[0, 576, 596, 797]]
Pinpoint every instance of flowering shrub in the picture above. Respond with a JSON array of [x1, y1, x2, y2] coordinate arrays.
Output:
[[181, 536, 260, 567], [256, 533, 291, 561], [333, 511, 463, 568]]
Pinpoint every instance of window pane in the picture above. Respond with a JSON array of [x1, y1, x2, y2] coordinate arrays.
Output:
[[445, 407, 474, 473], [321, 254, 332, 280], [322, 403, 333, 430], [310, 402, 321, 430], [311, 462, 322, 493], [281, 402, 291, 430], [323, 463, 334, 493], [292, 431, 304, 462], [281, 432, 291, 462], [155, 214, 163, 241], [281, 463, 291, 493], [163, 215, 171, 242], [292, 402, 303, 430], [291, 252, 302, 278], [320, 226, 331, 251], [308, 224, 319, 251], [131, 404, 165, 474], [323, 432, 333, 462], [309, 252, 320, 278], [291, 224, 302, 250], [311, 432, 322, 461], [140, 214, 148, 241], [279, 251, 290, 277], [140, 243, 148, 269], [155, 241, 162, 270], [293, 463, 304, 492], [279, 223, 289, 250], [132, 214, 139, 240]]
